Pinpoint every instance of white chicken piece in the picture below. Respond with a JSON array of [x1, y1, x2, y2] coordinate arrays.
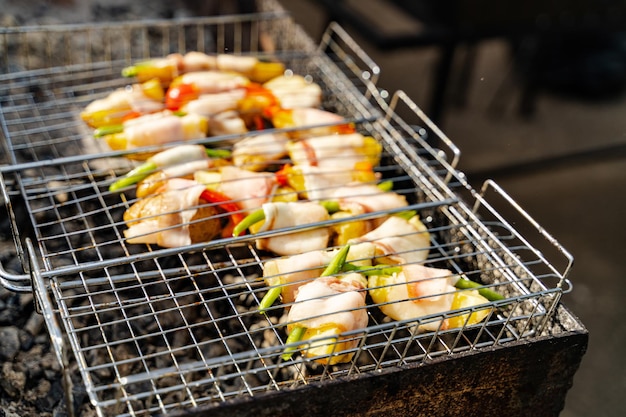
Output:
[[349, 215, 431, 264], [84, 84, 164, 117], [219, 166, 277, 211], [368, 263, 459, 332], [209, 110, 248, 139], [263, 74, 322, 109], [169, 51, 218, 73], [124, 179, 217, 247], [255, 201, 330, 255], [181, 89, 246, 117], [232, 132, 289, 171], [331, 183, 408, 228], [122, 110, 207, 149], [287, 274, 369, 364], [271, 108, 352, 139], [287, 133, 373, 170], [294, 165, 360, 201], [263, 242, 376, 305], [176, 70, 250, 94]]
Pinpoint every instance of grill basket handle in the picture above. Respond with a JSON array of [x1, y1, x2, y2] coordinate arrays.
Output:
[[0, 171, 32, 292], [474, 179, 574, 288]]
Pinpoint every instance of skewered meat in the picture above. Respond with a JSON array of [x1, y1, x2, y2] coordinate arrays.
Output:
[[287, 273, 368, 364], [180, 89, 247, 117], [270, 108, 354, 139], [100, 110, 208, 155], [123, 178, 223, 247], [287, 132, 381, 170], [349, 214, 431, 264], [367, 263, 491, 331], [80, 78, 165, 128], [122, 52, 285, 85], [231, 132, 289, 171], [264, 74, 322, 108], [255, 201, 330, 255], [263, 242, 376, 305], [332, 183, 408, 217], [109, 144, 230, 193], [219, 166, 277, 211]]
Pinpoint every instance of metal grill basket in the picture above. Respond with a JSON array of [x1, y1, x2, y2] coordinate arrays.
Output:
[[0, 4, 580, 417]]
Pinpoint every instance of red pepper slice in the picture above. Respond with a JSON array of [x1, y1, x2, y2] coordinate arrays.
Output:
[[199, 189, 246, 237], [121, 111, 142, 122], [166, 82, 199, 111], [275, 164, 292, 187]]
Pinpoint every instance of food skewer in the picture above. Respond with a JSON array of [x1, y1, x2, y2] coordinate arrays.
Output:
[[121, 51, 286, 85], [281, 244, 364, 362], [108, 144, 231, 192]]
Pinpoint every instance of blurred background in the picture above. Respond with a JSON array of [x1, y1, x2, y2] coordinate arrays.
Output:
[[278, 1, 626, 416], [1, 0, 624, 416]]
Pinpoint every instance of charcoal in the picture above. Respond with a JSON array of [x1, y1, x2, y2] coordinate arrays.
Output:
[[0, 363, 27, 398], [0, 327, 21, 361]]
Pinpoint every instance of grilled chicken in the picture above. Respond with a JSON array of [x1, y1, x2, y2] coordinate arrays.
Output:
[[255, 201, 330, 255], [263, 242, 376, 305], [349, 215, 431, 264], [123, 178, 222, 247], [287, 273, 368, 364], [368, 263, 459, 331]]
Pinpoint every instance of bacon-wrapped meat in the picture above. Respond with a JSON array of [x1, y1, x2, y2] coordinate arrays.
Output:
[[262, 242, 376, 308], [348, 214, 431, 264], [286, 273, 368, 365], [269, 108, 355, 139], [254, 201, 331, 255], [218, 165, 278, 211], [287, 132, 381, 171], [80, 78, 165, 128], [231, 132, 289, 171], [96, 110, 208, 157], [108, 144, 230, 194], [368, 263, 491, 331], [263, 74, 322, 109], [123, 178, 224, 247]]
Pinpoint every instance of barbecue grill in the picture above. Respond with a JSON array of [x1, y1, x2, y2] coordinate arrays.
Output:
[[0, 2, 587, 416]]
